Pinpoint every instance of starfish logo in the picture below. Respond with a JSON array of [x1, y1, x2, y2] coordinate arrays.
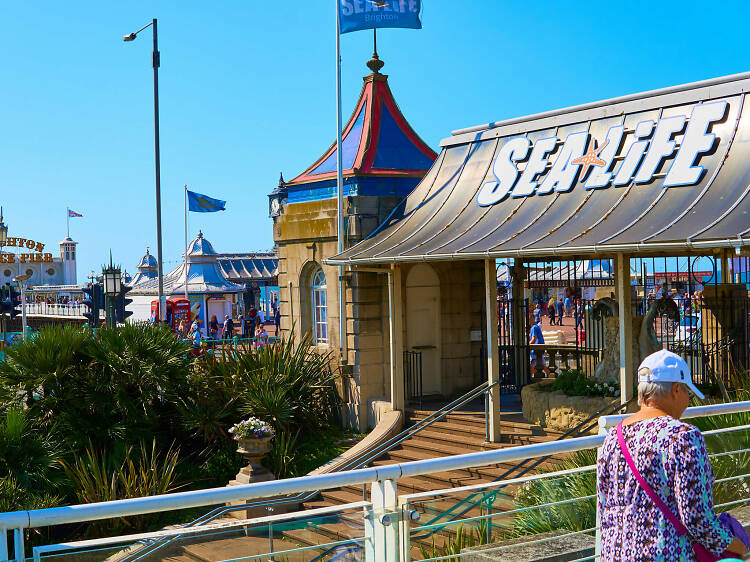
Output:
[[369, 0, 390, 7], [572, 138, 609, 178]]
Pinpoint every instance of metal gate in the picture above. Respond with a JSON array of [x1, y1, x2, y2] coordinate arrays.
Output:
[[404, 350, 423, 407]]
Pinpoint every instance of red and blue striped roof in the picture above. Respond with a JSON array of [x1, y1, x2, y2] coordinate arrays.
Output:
[[288, 70, 437, 186]]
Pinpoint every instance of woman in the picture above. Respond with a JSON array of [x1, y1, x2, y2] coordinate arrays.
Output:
[[597, 350, 748, 560], [208, 315, 219, 340]]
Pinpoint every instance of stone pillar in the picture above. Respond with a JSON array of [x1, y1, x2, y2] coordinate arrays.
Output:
[[485, 259, 501, 443], [615, 253, 634, 405], [388, 266, 404, 412]]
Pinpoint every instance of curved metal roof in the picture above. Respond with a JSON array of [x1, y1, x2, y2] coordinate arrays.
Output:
[[327, 71, 750, 265], [217, 253, 278, 284]]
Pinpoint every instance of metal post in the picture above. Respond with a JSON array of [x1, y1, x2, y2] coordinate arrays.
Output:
[[334, 1, 347, 367], [367, 478, 398, 562], [20, 283, 26, 340], [484, 259, 501, 442], [151, 18, 166, 323]]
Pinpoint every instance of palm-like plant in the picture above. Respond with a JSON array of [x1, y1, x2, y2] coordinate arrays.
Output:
[[231, 332, 341, 434], [60, 439, 183, 535], [508, 449, 598, 537], [0, 407, 63, 492]]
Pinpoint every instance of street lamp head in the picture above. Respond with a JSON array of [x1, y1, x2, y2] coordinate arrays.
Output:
[[123, 32, 137, 42]]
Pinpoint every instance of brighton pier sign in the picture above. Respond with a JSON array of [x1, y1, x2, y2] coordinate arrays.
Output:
[[476, 99, 730, 206], [0, 236, 53, 264]]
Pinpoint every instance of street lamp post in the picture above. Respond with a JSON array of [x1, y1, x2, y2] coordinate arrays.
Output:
[[103, 253, 122, 330], [13, 274, 31, 340], [124, 19, 165, 322], [0, 209, 8, 346]]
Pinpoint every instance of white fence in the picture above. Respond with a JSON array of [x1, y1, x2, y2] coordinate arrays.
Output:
[[0, 401, 748, 561]]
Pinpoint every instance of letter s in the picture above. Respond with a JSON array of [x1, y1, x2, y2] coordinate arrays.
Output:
[[341, 0, 354, 16], [477, 137, 530, 206]]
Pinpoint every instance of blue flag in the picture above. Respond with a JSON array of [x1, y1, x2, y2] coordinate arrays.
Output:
[[187, 190, 226, 213], [339, 0, 422, 34]]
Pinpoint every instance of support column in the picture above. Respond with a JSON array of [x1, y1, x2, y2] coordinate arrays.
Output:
[[484, 259, 501, 443], [720, 249, 731, 283], [388, 266, 404, 412], [615, 253, 634, 405], [366, 478, 398, 562]]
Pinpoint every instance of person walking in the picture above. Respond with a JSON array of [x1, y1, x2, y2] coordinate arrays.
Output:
[[222, 314, 234, 340], [208, 315, 219, 340], [556, 298, 564, 325], [274, 307, 280, 334], [547, 296, 556, 326], [528, 317, 550, 377], [597, 350, 749, 561]]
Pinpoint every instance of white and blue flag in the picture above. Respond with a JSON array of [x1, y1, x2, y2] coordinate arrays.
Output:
[[338, 0, 422, 34]]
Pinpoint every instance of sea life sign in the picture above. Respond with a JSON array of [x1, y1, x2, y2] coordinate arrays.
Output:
[[476, 99, 734, 206]]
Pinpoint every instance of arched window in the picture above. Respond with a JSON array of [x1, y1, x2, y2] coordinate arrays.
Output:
[[311, 268, 328, 344]]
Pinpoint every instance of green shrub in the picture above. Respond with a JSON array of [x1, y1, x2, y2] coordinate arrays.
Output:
[[544, 370, 619, 398]]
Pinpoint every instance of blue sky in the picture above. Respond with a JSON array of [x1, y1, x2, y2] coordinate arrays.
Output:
[[2, 1, 750, 278]]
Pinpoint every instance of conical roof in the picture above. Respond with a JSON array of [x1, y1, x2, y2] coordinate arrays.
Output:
[[288, 60, 437, 186], [130, 231, 243, 296]]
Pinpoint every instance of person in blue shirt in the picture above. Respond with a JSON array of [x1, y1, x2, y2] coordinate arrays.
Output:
[[529, 319, 551, 377], [556, 299, 565, 325], [532, 303, 542, 325], [564, 296, 572, 317]]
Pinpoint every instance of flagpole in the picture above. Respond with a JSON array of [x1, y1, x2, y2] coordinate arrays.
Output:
[[335, 0, 347, 364], [184, 185, 189, 301], [66, 207, 70, 238]]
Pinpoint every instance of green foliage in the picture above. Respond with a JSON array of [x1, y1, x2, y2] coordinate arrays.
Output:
[[0, 407, 62, 492], [419, 523, 489, 561], [690, 386, 750, 511], [544, 370, 619, 398], [0, 324, 349, 542], [508, 449, 598, 537], [60, 440, 183, 535]]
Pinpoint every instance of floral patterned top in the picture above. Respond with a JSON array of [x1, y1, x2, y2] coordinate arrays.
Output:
[[597, 416, 733, 561]]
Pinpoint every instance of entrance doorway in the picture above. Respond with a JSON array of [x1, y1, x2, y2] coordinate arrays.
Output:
[[406, 264, 442, 397]]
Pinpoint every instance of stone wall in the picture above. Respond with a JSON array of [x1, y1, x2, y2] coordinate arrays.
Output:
[[521, 382, 614, 433]]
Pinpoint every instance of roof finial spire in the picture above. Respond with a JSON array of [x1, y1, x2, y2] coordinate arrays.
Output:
[[278, 172, 285, 187], [367, 28, 385, 74]]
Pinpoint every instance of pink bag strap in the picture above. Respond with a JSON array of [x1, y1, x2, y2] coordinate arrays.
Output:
[[616, 422, 688, 537]]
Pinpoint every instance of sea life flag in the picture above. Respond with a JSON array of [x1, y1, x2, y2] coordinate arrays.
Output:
[[187, 190, 226, 213], [68, 209, 83, 217], [339, 0, 422, 34]]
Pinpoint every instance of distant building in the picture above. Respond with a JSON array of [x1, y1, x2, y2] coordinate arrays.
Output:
[[269, 54, 438, 429], [127, 231, 278, 330], [0, 211, 78, 287]]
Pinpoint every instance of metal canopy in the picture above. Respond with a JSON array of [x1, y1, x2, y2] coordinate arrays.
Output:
[[326, 71, 750, 266]]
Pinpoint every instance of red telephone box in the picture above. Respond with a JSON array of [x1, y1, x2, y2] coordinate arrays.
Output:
[[151, 298, 192, 332]]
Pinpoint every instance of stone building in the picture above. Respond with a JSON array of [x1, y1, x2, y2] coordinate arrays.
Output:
[[270, 55, 486, 430]]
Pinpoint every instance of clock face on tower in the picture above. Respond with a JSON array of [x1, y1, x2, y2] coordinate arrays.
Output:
[[270, 197, 280, 217]]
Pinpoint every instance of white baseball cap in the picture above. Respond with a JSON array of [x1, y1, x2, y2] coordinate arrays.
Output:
[[637, 349, 704, 400]]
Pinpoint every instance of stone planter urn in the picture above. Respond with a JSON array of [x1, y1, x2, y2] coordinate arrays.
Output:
[[229, 436, 274, 488]]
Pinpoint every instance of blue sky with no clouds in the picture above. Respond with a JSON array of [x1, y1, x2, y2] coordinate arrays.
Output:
[[2, 1, 749, 276]]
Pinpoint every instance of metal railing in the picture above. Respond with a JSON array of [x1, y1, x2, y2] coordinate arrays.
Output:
[[118, 380, 500, 560], [404, 350, 423, 407], [1, 400, 747, 561]]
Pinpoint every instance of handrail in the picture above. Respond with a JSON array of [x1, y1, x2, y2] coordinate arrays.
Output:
[[123, 380, 499, 560], [5, 400, 749, 533], [409, 394, 637, 540]]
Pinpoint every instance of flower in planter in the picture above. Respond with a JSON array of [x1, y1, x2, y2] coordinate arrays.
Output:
[[228, 417, 275, 440]]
